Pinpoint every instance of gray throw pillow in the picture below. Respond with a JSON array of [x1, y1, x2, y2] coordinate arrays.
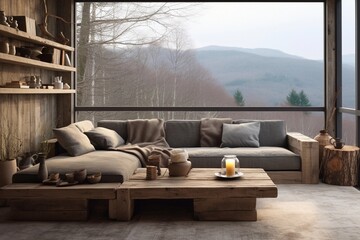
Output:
[[221, 122, 260, 147], [85, 127, 125, 149], [53, 124, 95, 156]]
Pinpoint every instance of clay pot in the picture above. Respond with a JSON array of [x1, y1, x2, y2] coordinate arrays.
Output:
[[0, 159, 17, 187], [168, 160, 192, 177], [314, 130, 332, 155], [314, 130, 332, 174]]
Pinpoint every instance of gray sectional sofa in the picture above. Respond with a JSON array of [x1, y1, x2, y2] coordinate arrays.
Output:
[[13, 119, 319, 184]]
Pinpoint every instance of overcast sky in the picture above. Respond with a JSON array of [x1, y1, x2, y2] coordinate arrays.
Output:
[[183, 1, 355, 60]]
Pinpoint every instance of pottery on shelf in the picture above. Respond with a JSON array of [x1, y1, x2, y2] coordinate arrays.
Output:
[[0, 11, 10, 27]]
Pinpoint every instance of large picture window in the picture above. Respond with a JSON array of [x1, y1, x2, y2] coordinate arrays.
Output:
[[75, 2, 325, 137]]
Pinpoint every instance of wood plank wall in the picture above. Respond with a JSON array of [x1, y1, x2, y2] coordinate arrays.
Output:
[[0, 0, 73, 157]]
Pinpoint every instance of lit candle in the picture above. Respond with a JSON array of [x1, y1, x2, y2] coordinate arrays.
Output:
[[226, 158, 235, 176]]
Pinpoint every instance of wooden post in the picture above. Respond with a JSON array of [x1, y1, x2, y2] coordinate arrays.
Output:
[[322, 145, 360, 186]]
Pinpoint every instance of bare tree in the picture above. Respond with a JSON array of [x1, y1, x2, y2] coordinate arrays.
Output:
[[76, 2, 198, 106]]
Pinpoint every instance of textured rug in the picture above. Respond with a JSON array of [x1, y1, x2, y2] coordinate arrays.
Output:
[[0, 183, 359, 240]]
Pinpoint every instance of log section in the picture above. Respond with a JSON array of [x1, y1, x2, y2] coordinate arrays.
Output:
[[322, 145, 360, 186]]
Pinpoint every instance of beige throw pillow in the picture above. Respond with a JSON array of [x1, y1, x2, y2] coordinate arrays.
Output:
[[53, 124, 95, 156]]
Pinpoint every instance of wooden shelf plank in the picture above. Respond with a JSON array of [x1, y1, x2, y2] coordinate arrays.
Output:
[[0, 25, 74, 52], [0, 53, 76, 72], [0, 88, 76, 94]]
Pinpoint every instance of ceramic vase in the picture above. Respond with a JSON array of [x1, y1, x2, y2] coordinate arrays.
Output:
[[37, 153, 48, 182], [314, 130, 332, 173], [0, 159, 17, 187]]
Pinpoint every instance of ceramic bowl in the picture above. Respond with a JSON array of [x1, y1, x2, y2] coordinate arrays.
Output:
[[74, 169, 87, 183], [65, 172, 75, 183], [49, 172, 59, 181], [87, 172, 102, 184], [168, 161, 192, 177]]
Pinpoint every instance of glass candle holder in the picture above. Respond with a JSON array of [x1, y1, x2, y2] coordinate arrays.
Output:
[[221, 155, 240, 177]]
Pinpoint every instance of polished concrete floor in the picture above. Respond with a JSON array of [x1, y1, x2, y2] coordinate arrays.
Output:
[[0, 183, 359, 240]]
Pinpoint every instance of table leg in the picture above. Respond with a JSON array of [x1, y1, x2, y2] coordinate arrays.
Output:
[[194, 198, 257, 221], [116, 188, 134, 221]]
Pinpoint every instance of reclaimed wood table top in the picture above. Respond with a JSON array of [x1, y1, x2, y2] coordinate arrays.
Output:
[[0, 183, 121, 199], [120, 168, 278, 199]]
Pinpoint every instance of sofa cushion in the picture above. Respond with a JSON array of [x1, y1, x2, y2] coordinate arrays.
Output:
[[98, 120, 128, 142], [165, 120, 200, 147], [12, 151, 141, 183], [74, 120, 94, 133], [184, 147, 300, 171], [233, 119, 287, 147], [84, 127, 125, 150], [221, 122, 260, 148], [127, 118, 166, 144], [200, 118, 232, 147], [53, 124, 95, 156]]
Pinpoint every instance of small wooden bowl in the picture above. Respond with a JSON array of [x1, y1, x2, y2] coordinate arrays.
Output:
[[49, 172, 60, 181], [87, 172, 102, 184], [74, 169, 87, 183]]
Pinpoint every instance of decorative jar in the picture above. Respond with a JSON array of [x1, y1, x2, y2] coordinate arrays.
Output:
[[314, 130, 332, 162], [221, 155, 240, 177]]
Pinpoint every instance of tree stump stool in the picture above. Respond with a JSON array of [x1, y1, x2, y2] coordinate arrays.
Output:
[[321, 145, 360, 186]]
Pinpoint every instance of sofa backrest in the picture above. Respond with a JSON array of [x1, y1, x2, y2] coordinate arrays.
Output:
[[165, 120, 201, 147], [98, 120, 128, 142], [97, 119, 287, 148]]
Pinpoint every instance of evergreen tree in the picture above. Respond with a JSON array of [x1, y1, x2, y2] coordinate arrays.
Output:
[[298, 90, 311, 106], [234, 89, 245, 106], [286, 89, 311, 106]]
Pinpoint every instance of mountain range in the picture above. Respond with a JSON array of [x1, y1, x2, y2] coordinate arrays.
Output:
[[195, 45, 355, 107]]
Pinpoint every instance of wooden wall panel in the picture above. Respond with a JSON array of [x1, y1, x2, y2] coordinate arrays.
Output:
[[0, 94, 57, 156], [0, 0, 74, 160]]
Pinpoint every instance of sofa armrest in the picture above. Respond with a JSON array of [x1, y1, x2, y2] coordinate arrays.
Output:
[[287, 132, 319, 184]]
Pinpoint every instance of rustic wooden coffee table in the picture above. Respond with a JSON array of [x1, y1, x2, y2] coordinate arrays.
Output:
[[0, 183, 121, 220], [115, 168, 278, 221]]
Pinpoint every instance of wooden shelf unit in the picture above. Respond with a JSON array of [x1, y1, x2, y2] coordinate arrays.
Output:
[[0, 24, 75, 72], [0, 53, 76, 72], [0, 25, 74, 52], [0, 88, 76, 94]]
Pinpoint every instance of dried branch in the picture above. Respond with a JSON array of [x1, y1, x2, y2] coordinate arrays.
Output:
[[38, 0, 70, 45], [0, 118, 22, 161]]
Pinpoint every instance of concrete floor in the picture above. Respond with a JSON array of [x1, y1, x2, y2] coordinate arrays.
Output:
[[0, 183, 359, 240]]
